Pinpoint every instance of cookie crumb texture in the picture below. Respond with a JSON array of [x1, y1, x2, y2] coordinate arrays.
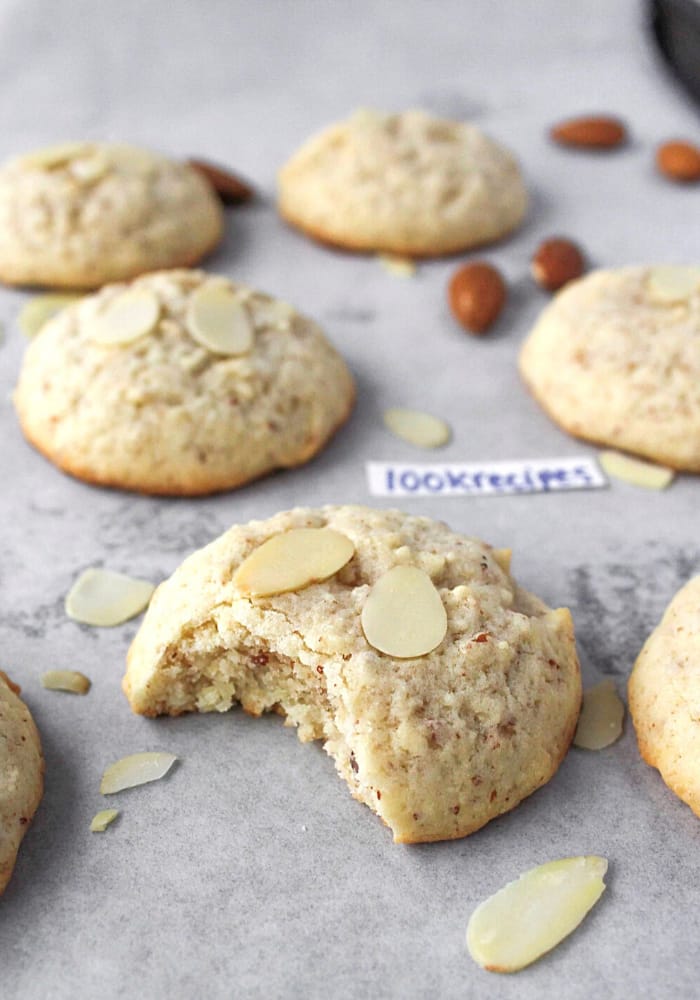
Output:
[[14, 270, 355, 495], [629, 576, 700, 817], [0, 143, 223, 288], [0, 673, 44, 894], [519, 266, 700, 470], [278, 109, 527, 257], [124, 506, 581, 843]]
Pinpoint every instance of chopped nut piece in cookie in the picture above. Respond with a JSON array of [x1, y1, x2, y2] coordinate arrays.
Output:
[[18, 293, 82, 337], [100, 752, 177, 794], [65, 568, 155, 627], [647, 265, 700, 305], [185, 283, 254, 355], [467, 856, 608, 972], [574, 679, 624, 750], [69, 152, 110, 184], [90, 809, 119, 832], [383, 408, 451, 448], [41, 670, 91, 695], [234, 528, 355, 597], [361, 565, 447, 658], [87, 289, 160, 346], [598, 451, 674, 490]]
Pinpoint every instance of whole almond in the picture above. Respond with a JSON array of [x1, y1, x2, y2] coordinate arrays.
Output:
[[656, 140, 700, 183], [188, 158, 255, 204], [448, 262, 506, 334], [531, 238, 585, 291], [550, 115, 627, 150]]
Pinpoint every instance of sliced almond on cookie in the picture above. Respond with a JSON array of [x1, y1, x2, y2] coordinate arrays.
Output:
[[87, 289, 160, 346], [361, 566, 447, 658], [647, 265, 700, 305], [65, 568, 155, 627], [19, 293, 82, 337], [19, 142, 92, 169], [574, 679, 624, 750], [234, 528, 355, 597], [467, 856, 608, 973], [104, 144, 158, 176], [69, 152, 110, 184], [598, 450, 674, 490], [185, 284, 254, 355], [383, 408, 451, 448]]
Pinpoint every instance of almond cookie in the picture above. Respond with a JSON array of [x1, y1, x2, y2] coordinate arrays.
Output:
[[629, 576, 700, 817], [14, 270, 355, 495], [124, 505, 581, 843], [278, 109, 527, 257], [0, 142, 223, 288], [519, 265, 700, 470], [0, 672, 44, 895]]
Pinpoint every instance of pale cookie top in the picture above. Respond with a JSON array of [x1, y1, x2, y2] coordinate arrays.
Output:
[[125, 505, 580, 843], [519, 266, 700, 471], [629, 575, 700, 818], [0, 142, 223, 288], [278, 109, 528, 256], [14, 270, 355, 495], [0, 672, 44, 895]]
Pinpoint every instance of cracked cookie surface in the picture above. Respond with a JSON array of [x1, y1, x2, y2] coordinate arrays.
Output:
[[124, 505, 580, 843], [0, 672, 43, 895], [278, 109, 527, 256], [519, 266, 700, 470], [14, 270, 355, 495], [0, 142, 223, 288]]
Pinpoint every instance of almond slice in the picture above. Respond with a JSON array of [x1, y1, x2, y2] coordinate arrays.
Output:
[[647, 265, 700, 305], [69, 152, 109, 184], [574, 679, 624, 750], [90, 809, 119, 832], [185, 283, 254, 355], [19, 293, 82, 337], [100, 752, 177, 795], [104, 144, 158, 176], [378, 254, 417, 278], [65, 568, 155, 627], [383, 408, 451, 448], [467, 856, 608, 973], [41, 670, 91, 695], [233, 528, 354, 598], [19, 141, 92, 169], [87, 289, 160, 346], [361, 566, 447, 658], [598, 450, 674, 490]]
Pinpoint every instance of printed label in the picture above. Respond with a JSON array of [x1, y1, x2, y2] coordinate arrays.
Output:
[[366, 457, 606, 498]]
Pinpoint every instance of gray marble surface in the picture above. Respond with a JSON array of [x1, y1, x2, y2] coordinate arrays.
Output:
[[1, 1, 699, 997]]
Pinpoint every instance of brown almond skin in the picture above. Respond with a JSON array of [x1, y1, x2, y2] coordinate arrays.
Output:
[[656, 141, 700, 183], [188, 158, 255, 204], [550, 115, 627, 150], [531, 238, 585, 292], [448, 262, 506, 334]]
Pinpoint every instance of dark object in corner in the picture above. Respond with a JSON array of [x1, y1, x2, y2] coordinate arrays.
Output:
[[651, 0, 700, 106]]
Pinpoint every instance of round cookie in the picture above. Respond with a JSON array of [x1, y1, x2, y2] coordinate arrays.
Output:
[[124, 505, 581, 844], [278, 109, 527, 257], [519, 265, 700, 470], [0, 142, 223, 288], [14, 270, 355, 495], [0, 671, 44, 895], [629, 576, 700, 818]]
